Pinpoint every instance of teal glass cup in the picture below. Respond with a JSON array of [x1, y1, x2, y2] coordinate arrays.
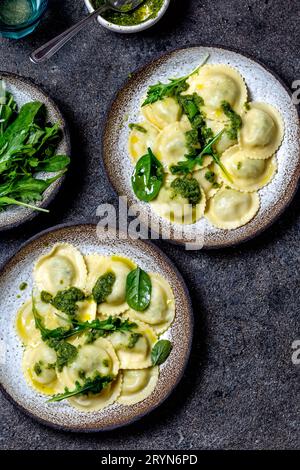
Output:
[[0, 0, 48, 39]]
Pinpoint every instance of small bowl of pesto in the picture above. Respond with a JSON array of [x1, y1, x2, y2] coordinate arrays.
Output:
[[84, 0, 170, 34]]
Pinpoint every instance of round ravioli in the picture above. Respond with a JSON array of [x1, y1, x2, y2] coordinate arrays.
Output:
[[23, 341, 59, 395], [118, 367, 159, 406], [205, 187, 260, 229], [85, 254, 135, 315], [127, 273, 175, 335], [150, 175, 206, 225], [141, 96, 181, 129], [193, 164, 222, 200], [108, 320, 157, 369], [68, 374, 122, 412], [128, 121, 159, 162], [58, 337, 120, 411], [186, 64, 247, 121], [206, 119, 237, 154], [153, 121, 191, 171], [216, 146, 277, 192], [34, 244, 87, 295], [239, 102, 284, 159]]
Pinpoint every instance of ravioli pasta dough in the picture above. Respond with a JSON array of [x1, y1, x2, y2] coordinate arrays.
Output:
[[34, 243, 87, 295], [185, 64, 247, 121], [239, 102, 284, 159], [16, 246, 175, 412], [128, 121, 159, 162], [128, 61, 284, 230], [118, 367, 159, 405], [216, 146, 277, 192], [205, 187, 260, 229], [141, 96, 181, 129], [109, 320, 158, 369]]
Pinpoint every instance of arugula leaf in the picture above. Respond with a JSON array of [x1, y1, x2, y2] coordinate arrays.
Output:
[[142, 55, 209, 107], [35, 155, 70, 172], [132, 148, 164, 202], [48, 373, 113, 403], [126, 267, 152, 312], [0, 196, 50, 213], [0, 84, 70, 213], [151, 340, 173, 366], [32, 294, 137, 342], [170, 131, 224, 175]]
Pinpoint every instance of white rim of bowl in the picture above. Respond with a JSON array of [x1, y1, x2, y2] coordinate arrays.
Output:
[[84, 0, 170, 33]]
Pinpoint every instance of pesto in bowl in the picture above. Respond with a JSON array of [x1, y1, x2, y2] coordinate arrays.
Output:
[[92, 0, 164, 26]]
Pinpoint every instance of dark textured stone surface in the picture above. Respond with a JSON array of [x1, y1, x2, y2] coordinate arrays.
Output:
[[0, 0, 299, 450]]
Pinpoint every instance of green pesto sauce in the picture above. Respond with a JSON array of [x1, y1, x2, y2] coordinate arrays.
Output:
[[171, 176, 202, 206], [92, 271, 116, 304], [93, 0, 164, 26]]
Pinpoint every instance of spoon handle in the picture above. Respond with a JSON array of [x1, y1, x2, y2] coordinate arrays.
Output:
[[30, 6, 109, 64]]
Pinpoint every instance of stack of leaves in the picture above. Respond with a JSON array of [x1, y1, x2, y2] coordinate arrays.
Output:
[[0, 80, 70, 213]]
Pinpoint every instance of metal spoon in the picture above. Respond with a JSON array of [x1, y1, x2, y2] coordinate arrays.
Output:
[[30, 0, 145, 64]]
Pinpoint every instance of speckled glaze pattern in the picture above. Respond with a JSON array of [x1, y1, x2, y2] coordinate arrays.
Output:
[[102, 46, 300, 248], [0, 223, 193, 432], [0, 73, 71, 231]]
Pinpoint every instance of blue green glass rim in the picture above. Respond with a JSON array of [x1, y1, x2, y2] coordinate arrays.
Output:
[[0, 0, 48, 33]]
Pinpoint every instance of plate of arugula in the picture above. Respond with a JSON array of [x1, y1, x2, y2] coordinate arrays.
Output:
[[103, 46, 300, 248], [0, 223, 193, 431], [0, 72, 71, 231]]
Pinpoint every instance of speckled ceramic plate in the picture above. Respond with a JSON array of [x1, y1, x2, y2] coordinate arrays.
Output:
[[0, 72, 70, 231], [0, 223, 193, 432], [103, 46, 300, 248]]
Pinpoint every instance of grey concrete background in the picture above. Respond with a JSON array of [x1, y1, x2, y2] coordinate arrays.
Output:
[[0, 0, 299, 450]]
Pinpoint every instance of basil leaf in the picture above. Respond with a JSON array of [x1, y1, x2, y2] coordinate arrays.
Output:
[[132, 148, 164, 202], [126, 267, 152, 312], [151, 340, 173, 366]]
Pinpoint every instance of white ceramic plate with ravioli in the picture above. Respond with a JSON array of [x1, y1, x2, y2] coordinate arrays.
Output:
[[102, 46, 300, 248], [0, 223, 193, 431]]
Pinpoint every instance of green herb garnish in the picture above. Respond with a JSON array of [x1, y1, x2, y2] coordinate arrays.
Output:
[[142, 56, 209, 107], [151, 340, 173, 366], [33, 361, 43, 376], [221, 100, 242, 140], [170, 175, 202, 205], [178, 93, 213, 158], [32, 295, 137, 342], [92, 272, 116, 304], [127, 333, 142, 349], [132, 148, 164, 202], [48, 373, 113, 403], [47, 339, 78, 372], [0, 87, 70, 213], [205, 170, 221, 188], [126, 267, 152, 312], [19, 282, 28, 291], [51, 287, 85, 319], [40, 291, 53, 304], [129, 123, 147, 133]]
